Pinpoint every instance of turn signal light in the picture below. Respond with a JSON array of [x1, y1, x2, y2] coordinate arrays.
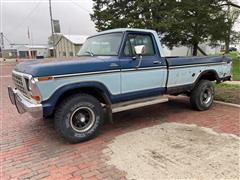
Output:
[[31, 95, 41, 101], [37, 76, 54, 81]]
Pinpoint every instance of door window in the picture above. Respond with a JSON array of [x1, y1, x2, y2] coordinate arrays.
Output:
[[123, 34, 155, 57]]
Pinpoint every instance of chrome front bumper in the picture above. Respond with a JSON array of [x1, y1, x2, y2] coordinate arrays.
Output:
[[8, 86, 43, 119]]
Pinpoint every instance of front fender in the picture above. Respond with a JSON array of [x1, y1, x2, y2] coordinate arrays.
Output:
[[41, 81, 112, 117]]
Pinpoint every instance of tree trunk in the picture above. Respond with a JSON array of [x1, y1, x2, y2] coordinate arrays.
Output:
[[193, 43, 198, 56], [225, 37, 230, 53]]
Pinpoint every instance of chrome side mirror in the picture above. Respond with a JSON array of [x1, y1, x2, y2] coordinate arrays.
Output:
[[134, 45, 145, 69], [134, 45, 145, 55]]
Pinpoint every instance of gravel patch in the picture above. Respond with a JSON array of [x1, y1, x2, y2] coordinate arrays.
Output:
[[106, 123, 240, 180]]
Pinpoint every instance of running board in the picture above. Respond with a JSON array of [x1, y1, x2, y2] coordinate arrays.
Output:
[[112, 95, 169, 113]]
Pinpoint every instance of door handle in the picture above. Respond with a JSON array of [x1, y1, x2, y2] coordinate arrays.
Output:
[[153, 61, 161, 64]]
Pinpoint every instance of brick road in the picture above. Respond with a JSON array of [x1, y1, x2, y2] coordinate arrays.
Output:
[[0, 64, 239, 180]]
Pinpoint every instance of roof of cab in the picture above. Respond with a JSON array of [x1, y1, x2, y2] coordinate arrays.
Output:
[[87, 28, 165, 57], [91, 28, 157, 37]]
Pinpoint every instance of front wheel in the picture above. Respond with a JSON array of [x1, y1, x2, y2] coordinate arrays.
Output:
[[190, 80, 215, 111], [54, 94, 104, 143]]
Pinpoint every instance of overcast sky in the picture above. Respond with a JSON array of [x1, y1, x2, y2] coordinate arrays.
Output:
[[0, 0, 239, 46], [0, 0, 96, 46]]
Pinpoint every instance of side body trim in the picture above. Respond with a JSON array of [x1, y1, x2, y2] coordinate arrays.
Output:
[[169, 62, 227, 69], [52, 66, 167, 79]]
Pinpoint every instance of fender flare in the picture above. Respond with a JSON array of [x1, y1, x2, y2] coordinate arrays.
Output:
[[41, 81, 112, 116], [193, 69, 220, 87]]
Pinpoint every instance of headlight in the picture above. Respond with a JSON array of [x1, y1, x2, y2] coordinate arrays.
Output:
[[29, 78, 41, 102]]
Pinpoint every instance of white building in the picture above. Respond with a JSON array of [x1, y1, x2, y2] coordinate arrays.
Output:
[[55, 35, 88, 58], [16, 45, 49, 59], [2, 45, 49, 59], [163, 43, 221, 57]]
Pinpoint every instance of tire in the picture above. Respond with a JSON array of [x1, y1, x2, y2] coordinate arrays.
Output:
[[190, 80, 215, 111], [54, 93, 104, 143]]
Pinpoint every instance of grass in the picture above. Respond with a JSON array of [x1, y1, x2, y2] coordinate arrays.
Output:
[[213, 82, 240, 104], [214, 82, 240, 90], [212, 53, 240, 103], [212, 52, 240, 81], [232, 58, 240, 81], [227, 52, 240, 81]]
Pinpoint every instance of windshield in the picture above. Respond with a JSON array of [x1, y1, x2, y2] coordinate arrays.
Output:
[[78, 33, 123, 56]]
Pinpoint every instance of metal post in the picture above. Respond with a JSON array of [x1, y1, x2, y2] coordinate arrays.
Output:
[[49, 0, 55, 57], [0, 32, 4, 49]]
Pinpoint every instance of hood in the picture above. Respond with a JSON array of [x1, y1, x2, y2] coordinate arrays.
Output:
[[14, 56, 119, 77]]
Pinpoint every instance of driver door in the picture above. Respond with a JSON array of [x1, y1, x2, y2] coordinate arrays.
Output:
[[120, 33, 167, 98]]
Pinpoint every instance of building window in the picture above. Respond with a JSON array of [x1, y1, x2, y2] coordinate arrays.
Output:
[[69, 51, 74, 56], [63, 52, 66, 56]]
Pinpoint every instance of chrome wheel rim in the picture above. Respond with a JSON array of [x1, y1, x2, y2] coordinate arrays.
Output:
[[70, 107, 95, 133], [201, 88, 212, 104]]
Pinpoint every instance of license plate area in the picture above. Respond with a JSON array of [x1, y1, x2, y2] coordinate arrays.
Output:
[[8, 86, 16, 105], [15, 94, 26, 114]]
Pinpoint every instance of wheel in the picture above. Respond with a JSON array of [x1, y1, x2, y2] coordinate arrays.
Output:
[[190, 80, 215, 111], [54, 93, 104, 143]]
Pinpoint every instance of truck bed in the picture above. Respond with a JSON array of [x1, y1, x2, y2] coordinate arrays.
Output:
[[166, 56, 231, 67], [165, 55, 232, 94]]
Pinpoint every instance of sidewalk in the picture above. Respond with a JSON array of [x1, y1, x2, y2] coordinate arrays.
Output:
[[0, 58, 18, 65], [223, 81, 240, 85]]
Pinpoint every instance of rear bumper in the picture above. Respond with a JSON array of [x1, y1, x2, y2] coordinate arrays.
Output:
[[8, 86, 43, 119], [217, 75, 232, 83]]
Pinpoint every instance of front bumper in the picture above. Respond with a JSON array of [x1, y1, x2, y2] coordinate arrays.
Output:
[[8, 86, 43, 119]]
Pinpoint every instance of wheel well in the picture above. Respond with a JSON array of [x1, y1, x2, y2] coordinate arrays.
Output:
[[56, 87, 111, 108], [197, 70, 218, 82]]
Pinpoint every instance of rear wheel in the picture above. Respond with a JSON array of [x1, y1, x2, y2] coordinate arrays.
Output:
[[54, 94, 104, 143], [190, 80, 215, 111]]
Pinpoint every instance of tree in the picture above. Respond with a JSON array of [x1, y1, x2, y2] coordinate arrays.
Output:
[[159, 0, 228, 56], [223, 5, 240, 52], [91, 0, 231, 56]]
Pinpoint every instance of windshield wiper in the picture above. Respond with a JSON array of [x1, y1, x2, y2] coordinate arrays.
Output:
[[85, 50, 94, 57]]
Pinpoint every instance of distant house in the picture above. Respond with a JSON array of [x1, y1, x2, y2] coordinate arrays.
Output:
[[2, 47, 17, 59], [16, 45, 49, 59], [55, 35, 88, 58], [1, 45, 49, 59]]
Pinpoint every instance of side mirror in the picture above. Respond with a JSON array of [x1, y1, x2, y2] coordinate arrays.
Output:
[[134, 45, 145, 55]]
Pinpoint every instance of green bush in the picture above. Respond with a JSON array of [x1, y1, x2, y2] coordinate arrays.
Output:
[[228, 52, 240, 81]]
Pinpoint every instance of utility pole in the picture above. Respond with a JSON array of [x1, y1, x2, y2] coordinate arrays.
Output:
[[49, 0, 55, 57], [0, 32, 4, 49]]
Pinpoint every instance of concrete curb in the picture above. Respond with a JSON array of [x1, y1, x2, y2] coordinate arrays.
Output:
[[223, 81, 240, 86], [214, 101, 240, 108], [171, 95, 240, 108]]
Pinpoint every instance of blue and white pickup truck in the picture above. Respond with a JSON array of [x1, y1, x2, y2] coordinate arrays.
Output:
[[8, 28, 232, 143]]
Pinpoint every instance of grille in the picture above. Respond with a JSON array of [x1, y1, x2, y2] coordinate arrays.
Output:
[[12, 72, 28, 97]]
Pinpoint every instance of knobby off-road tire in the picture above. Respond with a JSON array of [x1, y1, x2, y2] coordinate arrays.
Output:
[[190, 80, 215, 111], [54, 94, 104, 143]]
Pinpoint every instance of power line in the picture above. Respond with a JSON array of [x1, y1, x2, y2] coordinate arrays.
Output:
[[10, 0, 42, 32], [3, 34, 12, 45], [70, 0, 91, 13]]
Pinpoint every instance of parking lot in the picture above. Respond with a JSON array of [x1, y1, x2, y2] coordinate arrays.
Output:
[[1, 64, 240, 180]]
